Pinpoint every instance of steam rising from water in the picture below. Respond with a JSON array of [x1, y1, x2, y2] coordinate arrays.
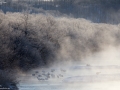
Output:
[[1, 11, 120, 89]]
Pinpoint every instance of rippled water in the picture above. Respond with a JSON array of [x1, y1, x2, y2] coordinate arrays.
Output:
[[18, 81, 120, 90], [18, 64, 120, 90]]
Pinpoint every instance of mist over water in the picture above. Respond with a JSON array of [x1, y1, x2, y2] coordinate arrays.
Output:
[[1, 1, 120, 89]]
